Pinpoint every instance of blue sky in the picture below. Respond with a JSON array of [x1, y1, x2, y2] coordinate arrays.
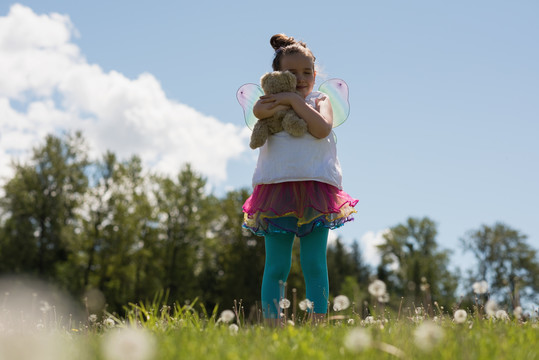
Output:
[[1, 1, 538, 278]]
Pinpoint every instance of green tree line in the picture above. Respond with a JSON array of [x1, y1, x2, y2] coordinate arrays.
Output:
[[0, 133, 537, 315]]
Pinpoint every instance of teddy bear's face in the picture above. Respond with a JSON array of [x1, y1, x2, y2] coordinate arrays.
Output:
[[260, 71, 297, 95]]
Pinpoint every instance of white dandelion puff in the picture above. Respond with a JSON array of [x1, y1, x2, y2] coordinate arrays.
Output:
[[484, 300, 498, 317], [103, 318, 116, 328], [39, 301, 52, 314], [279, 298, 291, 309], [344, 328, 372, 353], [514, 306, 523, 319], [472, 280, 489, 295], [88, 314, 98, 323], [287, 320, 295, 326], [299, 299, 313, 311], [368, 280, 387, 298], [364, 316, 375, 325], [453, 309, 467, 324], [414, 321, 444, 352], [333, 295, 351, 312], [495, 310, 509, 321], [102, 327, 156, 360], [347, 318, 355, 325], [228, 323, 239, 334], [378, 293, 390, 303], [219, 310, 235, 323]]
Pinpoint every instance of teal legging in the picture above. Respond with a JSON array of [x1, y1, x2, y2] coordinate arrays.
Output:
[[261, 227, 329, 319]]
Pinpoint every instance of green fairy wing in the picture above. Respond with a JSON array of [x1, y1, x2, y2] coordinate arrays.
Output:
[[318, 78, 350, 128]]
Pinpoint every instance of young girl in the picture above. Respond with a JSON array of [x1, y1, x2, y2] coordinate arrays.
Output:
[[242, 34, 358, 322]]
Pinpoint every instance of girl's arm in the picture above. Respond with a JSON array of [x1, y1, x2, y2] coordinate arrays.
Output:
[[253, 100, 291, 119], [257, 92, 333, 139]]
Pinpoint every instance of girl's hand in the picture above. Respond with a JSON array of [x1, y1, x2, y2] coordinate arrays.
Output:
[[258, 92, 302, 108], [253, 94, 295, 119]]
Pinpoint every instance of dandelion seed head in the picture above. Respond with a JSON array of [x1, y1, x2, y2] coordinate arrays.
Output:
[[219, 310, 235, 323], [364, 316, 375, 325], [344, 328, 372, 353], [347, 318, 355, 325], [513, 306, 523, 319], [495, 310, 509, 321], [485, 300, 498, 317], [104, 318, 115, 328], [102, 327, 155, 360], [472, 280, 488, 295], [299, 299, 313, 311], [279, 298, 291, 309], [333, 295, 350, 312], [368, 279, 387, 298], [414, 321, 444, 352], [88, 314, 98, 323], [378, 293, 390, 303], [39, 301, 52, 314], [228, 324, 239, 334], [453, 309, 467, 324]]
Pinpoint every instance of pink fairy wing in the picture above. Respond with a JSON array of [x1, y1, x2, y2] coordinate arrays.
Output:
[[236, 83, 264, 130]]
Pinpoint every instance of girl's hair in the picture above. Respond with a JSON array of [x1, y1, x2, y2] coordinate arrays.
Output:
[[270, 33, 316, 71]]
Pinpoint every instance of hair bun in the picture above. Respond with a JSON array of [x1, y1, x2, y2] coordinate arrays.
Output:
[[270, 33, 306, 50]]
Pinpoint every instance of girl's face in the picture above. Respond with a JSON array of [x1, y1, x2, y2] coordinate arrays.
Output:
[[280, 53, 316, 99]]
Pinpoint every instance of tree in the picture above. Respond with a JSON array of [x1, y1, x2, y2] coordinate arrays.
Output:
[[0, 132, 89, 281], [377, 217, 458, 309], [153, 164, 215, 304], [460, 222, 539, 306], [327, 238, 370, 297], [75, 153, 163, 310]]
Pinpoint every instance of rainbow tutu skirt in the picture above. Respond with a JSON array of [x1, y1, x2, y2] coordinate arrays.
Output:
[[242, 181, 358, 237]]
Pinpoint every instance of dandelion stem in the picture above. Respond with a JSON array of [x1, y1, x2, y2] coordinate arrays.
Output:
[[376, 342, 407, 359], [397, 297, 403, 321]]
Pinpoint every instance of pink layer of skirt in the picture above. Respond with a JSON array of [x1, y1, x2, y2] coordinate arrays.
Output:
[[242, 181, 358, 237]]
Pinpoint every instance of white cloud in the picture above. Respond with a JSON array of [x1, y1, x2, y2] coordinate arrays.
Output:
[[358, 229, 390, 266], [0, 4, 248, 186]]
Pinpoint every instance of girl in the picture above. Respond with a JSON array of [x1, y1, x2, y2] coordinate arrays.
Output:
[[242, 34, 358, 322]]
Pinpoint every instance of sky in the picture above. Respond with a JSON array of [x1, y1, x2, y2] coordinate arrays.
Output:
[[1, 1, 538, 279]]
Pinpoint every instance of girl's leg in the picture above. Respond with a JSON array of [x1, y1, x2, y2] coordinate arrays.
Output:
[[261, 232, 295, 319], [299, 227, 329, 317]]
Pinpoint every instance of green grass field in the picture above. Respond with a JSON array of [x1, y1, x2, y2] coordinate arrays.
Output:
[[1, 296, 537, 360]]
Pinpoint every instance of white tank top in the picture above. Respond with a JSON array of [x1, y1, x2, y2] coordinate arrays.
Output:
[[251, 130, 343, 189]]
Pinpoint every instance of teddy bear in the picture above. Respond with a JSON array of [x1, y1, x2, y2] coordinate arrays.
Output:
[[249, 71, 308, 149]]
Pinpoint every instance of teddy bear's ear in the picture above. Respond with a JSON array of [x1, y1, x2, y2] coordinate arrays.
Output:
[[284, 71, 296, 88], [260, 72, 269, 87]]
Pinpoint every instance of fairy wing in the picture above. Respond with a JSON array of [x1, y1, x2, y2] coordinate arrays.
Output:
[[236, 83, 264, 130], [318, 79, 350, 128]]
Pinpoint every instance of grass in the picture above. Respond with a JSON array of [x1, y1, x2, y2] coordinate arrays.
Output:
[[1, 293, 537, 360]]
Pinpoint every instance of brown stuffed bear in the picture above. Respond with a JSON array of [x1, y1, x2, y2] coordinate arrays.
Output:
[[249, 71, 308, 149]]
